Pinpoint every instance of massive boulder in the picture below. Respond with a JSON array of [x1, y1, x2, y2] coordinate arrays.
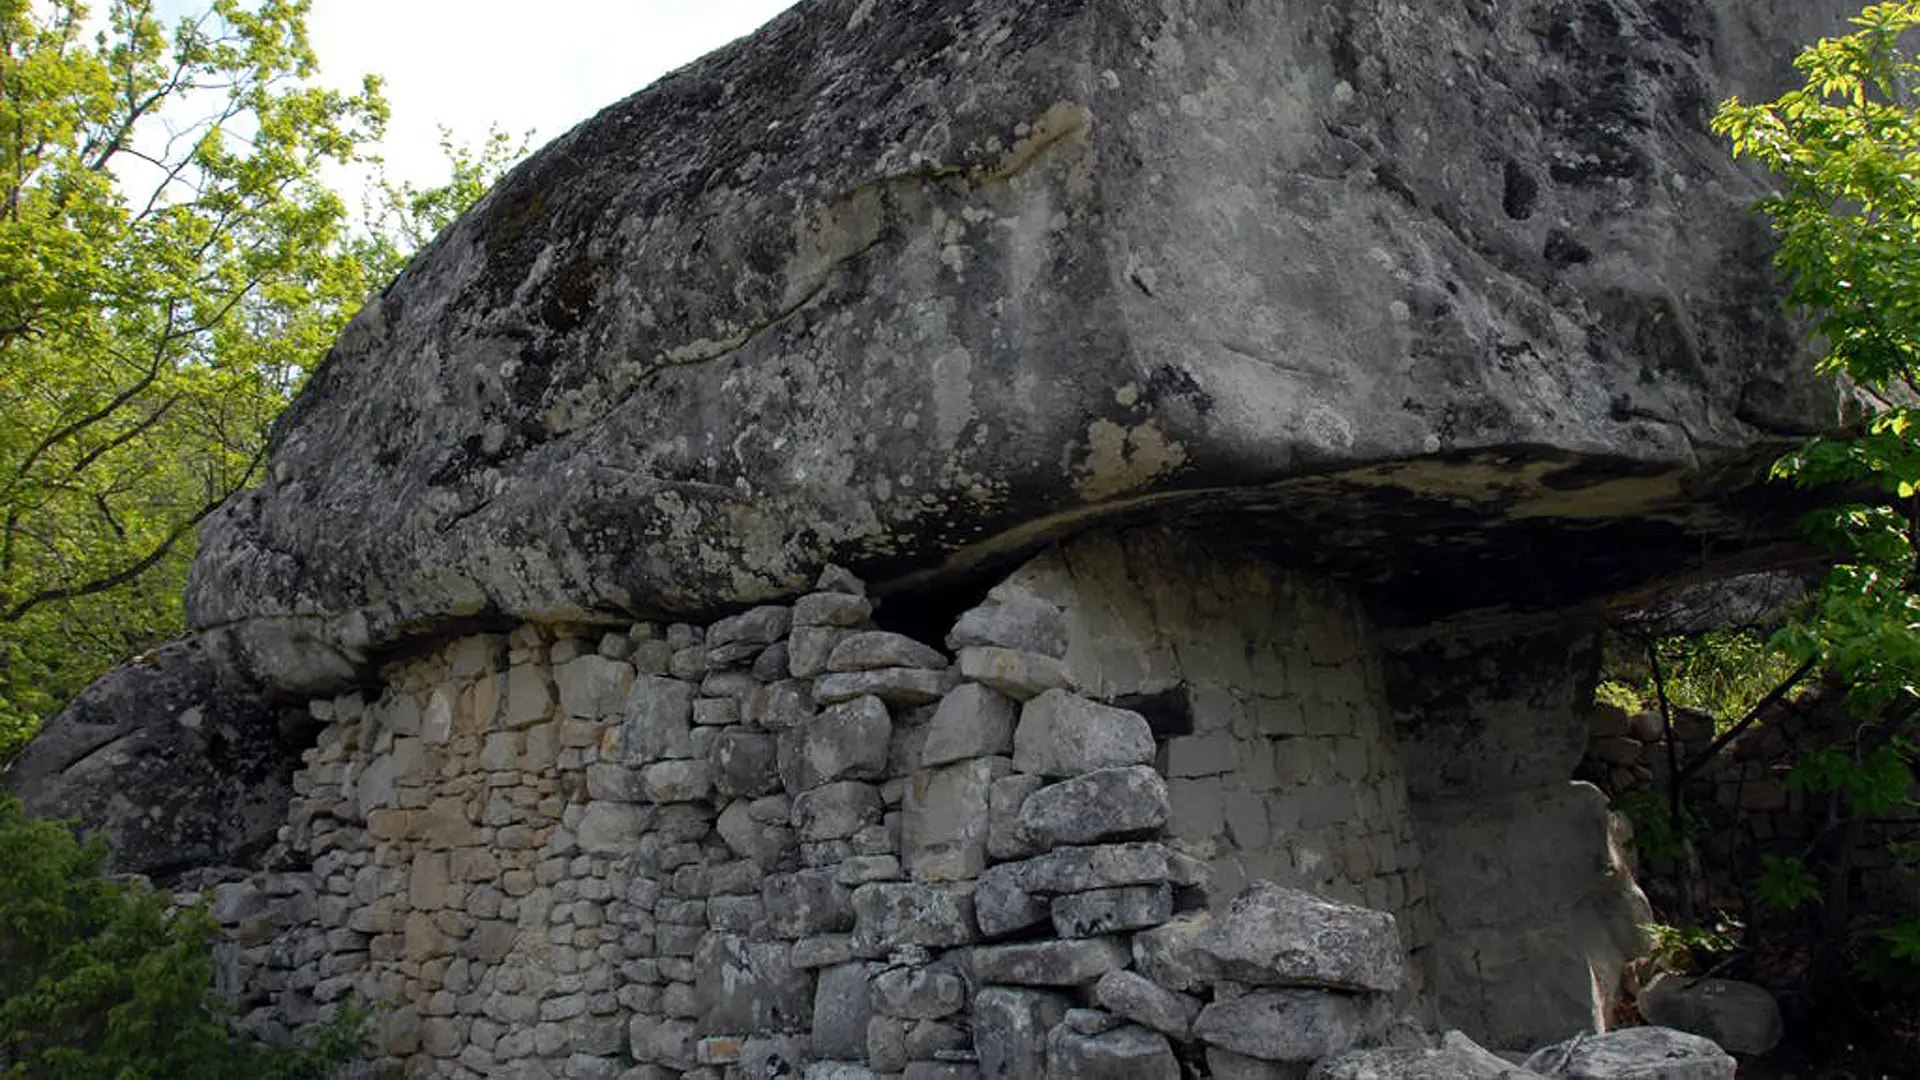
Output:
[[2, 639, 312, 880], [188, 0, 1858, 695]]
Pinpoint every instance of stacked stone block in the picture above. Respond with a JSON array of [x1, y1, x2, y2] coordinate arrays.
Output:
[[1585, 698, 1919, 916], [214, 557, 1442, 1078]]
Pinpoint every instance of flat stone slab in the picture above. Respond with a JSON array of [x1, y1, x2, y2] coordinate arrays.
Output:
[[1198, 882, 1405, 993], [1014, 689, 1156, 777], [1192, 988, 1383, 1064], [1016, 766, 1171, 849], [1523, 1027, 1737, 1080], [970, 938, 1132, 986], [1046, 1022, 1180, 1079]]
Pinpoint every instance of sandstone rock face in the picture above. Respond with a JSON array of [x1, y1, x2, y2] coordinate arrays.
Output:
[[2, 639, 310, 879], [188, 0, 1857, 696]]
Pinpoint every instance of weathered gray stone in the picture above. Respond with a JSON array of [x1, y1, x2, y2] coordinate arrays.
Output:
[[641, 759, 713, 803], [851, 883, 978, 953], [812, 962, 876, 1061], [796, 697, 893, 786], [190, 0, 1851, 713], [737, 1036, 812, 1078], [578, 803, 648, 855], [1309, 1030, 1541, 1079], [802, 1064, 876, 1080], [903, 757, 1008, 882], [790, 628, 852, 681], [1013, 843, 1171, 893], [1015, 766, 1171, 849], [816, 669, 960, 708], [871, 962, 967, 1020], [1415, 779, 1652, 1049], [556, 655, 635, 720], [1063, 1008, 1125, 1036], [1198, 882, 1404, 993], [1193, 989, 1382, 1064], [1132, 912, 1219, 993], [695, 933, 811, 1035], [1051, 884, 1173, 938], [1013, 690, 1156, 778], [719, 798, 796, 870], [586, 762, 646, 802], [2, 639, 312, 879], [622, 677, 696, 763], [975, 988, 1068, 1080], [948, 597, 1069, 659], [970, 938, 1130, 986], [835, 854, 903, 886], [903, 1019, 969, 1061], [867, 1016, 909, 1073], [988, 773, 1048, 861], [795, 591, 874, 628], [1046, 1023, 1179, 1079], [1637, 975, 1783, 1055], [629, 1016, 696, 1069], [1092, 970, 1202, 1040], [210, 881, 268, 925], [764, 871, 856, 937], [711, 730, 782, 797], [974, 864, 1050, 939], [747, 679, 816, 731], [920, 684, 1019, 768], [828, 631, 950, 672], [693, 696, 740, 726], [499, 664, 555, 728], [709, 606, 792, 647], [792, 934, 859, 968], [1209, 1048, 1312, 1080], [1523, 1027, 1736, 1079], [793, 781, 884, 841], [958, 648, 1073, 701]]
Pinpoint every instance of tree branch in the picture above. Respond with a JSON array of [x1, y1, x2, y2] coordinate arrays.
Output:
[[0, 479, 241, 626]]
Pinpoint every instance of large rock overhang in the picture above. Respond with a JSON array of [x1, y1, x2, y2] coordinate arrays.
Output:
[[186, 0, 1859, 695]]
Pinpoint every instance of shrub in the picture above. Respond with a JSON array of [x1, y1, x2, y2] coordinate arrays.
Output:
[[0, 793, 365, 1079]]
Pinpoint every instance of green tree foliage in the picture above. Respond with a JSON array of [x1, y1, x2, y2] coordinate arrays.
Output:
[[1714, 0, 1920, 987], [0, 0, 520, 761], [0, 793, 368, 1078], [1717, 2, 1920, 715]]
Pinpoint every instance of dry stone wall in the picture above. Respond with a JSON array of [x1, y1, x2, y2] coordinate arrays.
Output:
[[1582, 697, 1920, 919], [210, 534, 1442, 1079], [204, 525, 1672, 1078]]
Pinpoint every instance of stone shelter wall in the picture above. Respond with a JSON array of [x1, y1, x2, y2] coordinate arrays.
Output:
[[205, 526, 1647, 1078], [993, 530, 1432, 963], [1581, 697, 1920, 918]]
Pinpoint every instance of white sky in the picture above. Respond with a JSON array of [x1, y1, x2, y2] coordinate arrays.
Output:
[[305, 1, 798, 188]]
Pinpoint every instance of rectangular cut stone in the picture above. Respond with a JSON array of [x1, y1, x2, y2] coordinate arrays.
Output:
[[957, 646, 1071, 701], [920, 682, 1018, 767], [695, 933, 811, 1036], [974, 988, 1070, 1080], [903, 757, 1009, 883], [1016, 766, 1171, 850], [971, 938, 1131, 986], [623, 676, 696, 763], [1050, 884, 1173, 938], [501, 665, 555, 728], [815, 668, 959, 708], [1014, 690, 1156, 778], [851, 883, 978, 953], [1196, 882, 1403, 993], [556, 655, 634, 720], [1009, 843, 1171, 893]]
